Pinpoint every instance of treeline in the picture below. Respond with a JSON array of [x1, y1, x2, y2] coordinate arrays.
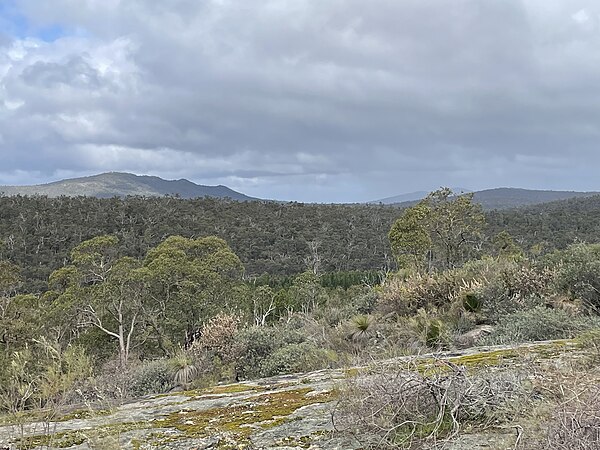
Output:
[[0, 196, 394, 292], [2, 194, 600, 292]]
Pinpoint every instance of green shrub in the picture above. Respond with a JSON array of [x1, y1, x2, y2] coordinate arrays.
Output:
[[128, 359, 173, 397], [169, 351, 199, 388], [483, 306, 600, 345], [407, 309, 450, 349], [259, 342, 334, 377], [550, 243, 600, 310], [233, 326, 278, 380], [462, 291, 483, 313]]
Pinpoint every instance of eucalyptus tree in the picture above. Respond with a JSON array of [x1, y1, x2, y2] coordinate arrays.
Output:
[[46, 235, 148, 366], [389, 188, 486, 272], [140, 235, 244, 352]]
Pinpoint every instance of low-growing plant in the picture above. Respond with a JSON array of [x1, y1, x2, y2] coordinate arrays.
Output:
[[408, 309, 450, 348], [483, 305, 600, 345], [169, 350, 199, 388], [233, 326, 278, 380], [127, 359, 173, 397], [259, 342, 335, 377]]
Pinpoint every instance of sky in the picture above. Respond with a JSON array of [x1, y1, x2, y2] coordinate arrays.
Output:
[[1, 0, 600, 202]]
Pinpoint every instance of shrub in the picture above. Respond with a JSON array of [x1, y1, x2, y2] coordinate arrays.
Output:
[[348, 315, 374, 342], [127, 359, 173, 397], [551, 243, 600, 311], [233, 326, 278, 380], [408, 309, 450, 348], [525, 383, 600, 450], [461, 290, 483, 313], [259, 342, 334, 377], [191, 313, 240, 363], [483, 306, 600, 345], [169, 350, 199, 388], [378, 271, 462, 316]]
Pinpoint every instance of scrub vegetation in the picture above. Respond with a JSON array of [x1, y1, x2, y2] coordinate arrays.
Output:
[[2, 189, 600, 448]]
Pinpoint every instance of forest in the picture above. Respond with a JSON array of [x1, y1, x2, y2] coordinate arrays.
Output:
[[2, 193, 600, 293], [2, 189, 600, 448]]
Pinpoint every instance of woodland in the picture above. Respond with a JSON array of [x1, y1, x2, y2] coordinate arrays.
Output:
[[2, 189, 600, 448]]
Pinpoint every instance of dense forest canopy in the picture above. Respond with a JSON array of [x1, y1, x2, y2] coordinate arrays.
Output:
[[2, 194, 600, 293]]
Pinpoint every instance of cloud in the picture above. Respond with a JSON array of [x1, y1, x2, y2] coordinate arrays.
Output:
[[2, 0, 600, 201]]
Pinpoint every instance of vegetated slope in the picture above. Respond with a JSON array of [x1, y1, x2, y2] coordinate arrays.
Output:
[[0, 172, 256, 201], [3, 194, 600, 293], [486, 194, 600, 250], [0, 196, 396, 292], [472, 187, 599, 210], [384, 187, 598, 210]]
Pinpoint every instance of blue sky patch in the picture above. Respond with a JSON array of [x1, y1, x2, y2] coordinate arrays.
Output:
[[0, 1, 67, 42]]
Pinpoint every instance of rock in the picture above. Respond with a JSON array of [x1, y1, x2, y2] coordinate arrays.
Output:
[[455, 325, 494, 348]]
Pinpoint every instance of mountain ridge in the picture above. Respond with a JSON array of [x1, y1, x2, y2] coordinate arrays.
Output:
[[374, 187, 600, 210], [0, 172, 257, 201]]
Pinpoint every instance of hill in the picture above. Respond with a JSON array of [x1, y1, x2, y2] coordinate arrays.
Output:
[[472, 187, 599, 210], [372, 187, 471, 205], [0, 172, 257, 201], [381, 187, 599, 210]]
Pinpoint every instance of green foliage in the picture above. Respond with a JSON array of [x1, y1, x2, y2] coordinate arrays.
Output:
[[461, 291, 483, 313], [170, 351, 199, 387], [141, 235, 244, 351], [389, 188, 486, 272], [259, 342, 334, 377], [349, 315, 374, 341], [550, 243, 600, 310], [0, 340, 92, 415], [128, 359, 174, 397], [483, 306, 600, 345], [7, 193, 600, 419], [492, 230, 523, 260], [408, 310, 449, 348], [388, 203, 432, 270], [288, 271, 326, 314], [233, 327, 278, 380]]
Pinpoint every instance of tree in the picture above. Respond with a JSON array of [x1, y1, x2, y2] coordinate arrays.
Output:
[[140, 236, 244, 352], [0, 261, 42, 367], [492, 230, 523, 260], [289, 271, 326, 314], [389, 188, 486, 272], [388, 203, 432, 271], [250, 285, 276, 326], [47, 236, 147, 366], [80, 256, 147, 366], [425, 189, 486, 269]]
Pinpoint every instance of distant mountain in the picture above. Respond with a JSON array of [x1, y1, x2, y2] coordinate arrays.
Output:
[[471, 188, 599, 210], [0, 172, 257, 201], [371, 187, 471, 205], [375, 187, 599, 210]]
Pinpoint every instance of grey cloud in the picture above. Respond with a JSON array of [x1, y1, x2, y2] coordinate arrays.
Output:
[[21, 56, 101, 88], [2, 1, 600, 201]]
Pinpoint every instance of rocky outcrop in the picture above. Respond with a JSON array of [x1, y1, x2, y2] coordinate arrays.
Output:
[[0, 339, 583, 449]]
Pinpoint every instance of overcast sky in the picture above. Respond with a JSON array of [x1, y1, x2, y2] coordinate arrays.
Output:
[[1, 1, 600, 202]]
